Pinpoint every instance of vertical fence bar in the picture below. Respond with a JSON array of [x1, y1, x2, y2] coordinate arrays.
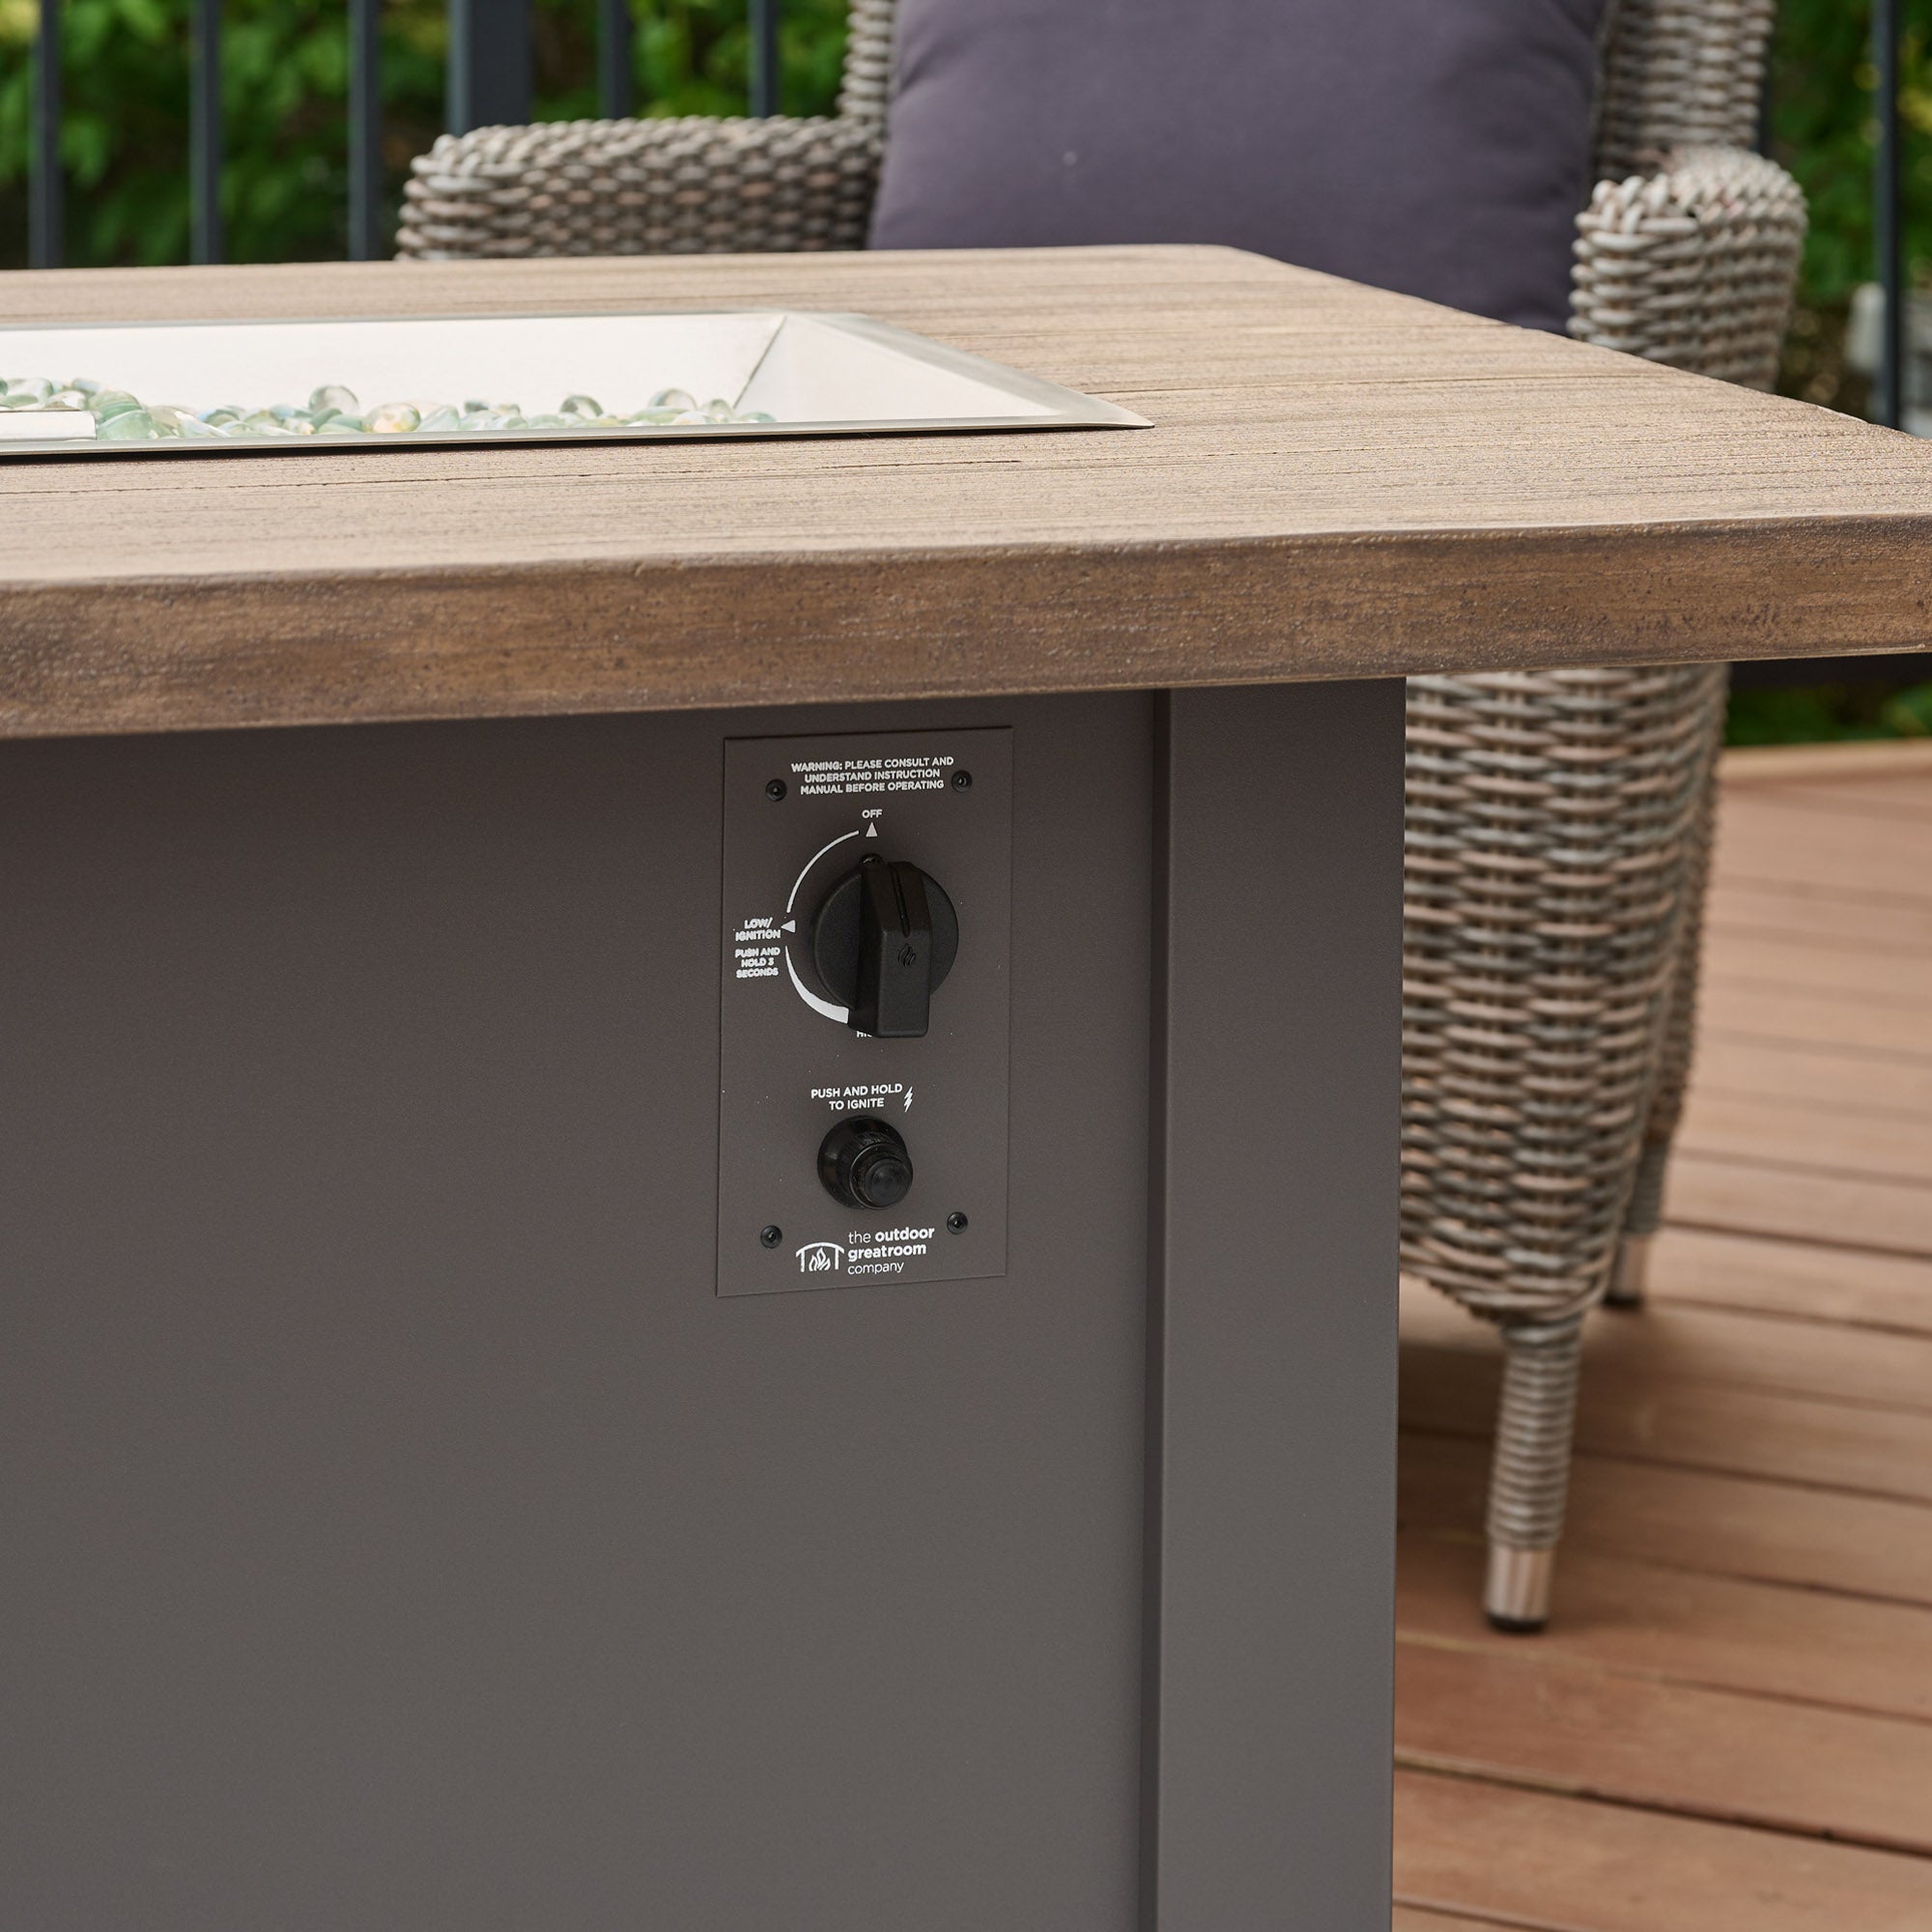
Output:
[[448, 0, 533, 134], [599, 0, 634, 119], [349, 0, 383, 259], [751, 0, 780, 117], [190, 0, 224, 264], [29, 0, 63, 269], [1874, 0, 1905, 429]]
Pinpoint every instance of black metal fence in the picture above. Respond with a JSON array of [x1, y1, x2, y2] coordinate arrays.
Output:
[[1872, 0, 1904, 429], [24, 0, 785, 270]]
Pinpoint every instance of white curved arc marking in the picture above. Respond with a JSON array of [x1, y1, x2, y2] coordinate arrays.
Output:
[[786, 948, 848, 1024], [783, 824, 864, 1023], [786, 828, 864, 916]]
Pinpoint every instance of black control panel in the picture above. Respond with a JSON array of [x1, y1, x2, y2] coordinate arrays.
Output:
[[716, 728, 1012, 1295]]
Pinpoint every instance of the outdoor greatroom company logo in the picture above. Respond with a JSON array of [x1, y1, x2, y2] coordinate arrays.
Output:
[[794, 1230, 939, 1278]]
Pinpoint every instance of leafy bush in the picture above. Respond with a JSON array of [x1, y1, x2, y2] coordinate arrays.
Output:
[[0, 0, 848, 265], [1768, 0, 1932, 412], [1727, 679, 1932, 745]]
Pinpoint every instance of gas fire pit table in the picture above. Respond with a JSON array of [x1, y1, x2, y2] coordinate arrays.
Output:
[[4, 245, 1930, 1932]]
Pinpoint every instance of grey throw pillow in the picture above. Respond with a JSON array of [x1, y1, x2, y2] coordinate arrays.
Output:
[[870, 0, 1609, 333]]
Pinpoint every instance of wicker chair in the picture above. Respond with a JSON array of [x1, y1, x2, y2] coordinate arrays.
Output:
[[400, 0, 1804, 1632], [400, 0, 895, 257], [1412, 8, 1803, 1631]]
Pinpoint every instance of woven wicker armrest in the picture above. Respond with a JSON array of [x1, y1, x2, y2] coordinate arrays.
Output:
[[1569, 145, 1805, 390], [397, 113, 885, 262]]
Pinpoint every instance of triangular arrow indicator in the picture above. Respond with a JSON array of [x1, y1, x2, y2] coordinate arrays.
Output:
[[781, 920, 796, 933], [866, 823, 879, 838]]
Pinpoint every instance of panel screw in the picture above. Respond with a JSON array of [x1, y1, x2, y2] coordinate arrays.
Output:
[[760, 1224, 782, 1248], [947, 1211, 969, 1233], [765, 779, 787, 802], [952, 770, 973, 790]]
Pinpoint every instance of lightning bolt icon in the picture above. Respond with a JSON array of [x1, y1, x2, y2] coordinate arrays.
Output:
[[903, 1089, 914, 1113]]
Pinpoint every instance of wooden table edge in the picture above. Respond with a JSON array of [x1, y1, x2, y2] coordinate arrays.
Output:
[[3, 513, 1930, 740]]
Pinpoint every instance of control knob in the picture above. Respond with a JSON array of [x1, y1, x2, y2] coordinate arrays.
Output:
[[811, 854, 958, 1037]]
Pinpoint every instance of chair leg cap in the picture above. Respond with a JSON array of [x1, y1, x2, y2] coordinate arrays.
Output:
[[1485, 1610, 1548, 1635], [1605, 1232, 1654, 1309], [1484, 1544, 1555, 1631]]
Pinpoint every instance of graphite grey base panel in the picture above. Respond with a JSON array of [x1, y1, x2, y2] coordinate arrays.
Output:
[[0, 684, 1398, 1931], [0, 696, 1151, 1932]]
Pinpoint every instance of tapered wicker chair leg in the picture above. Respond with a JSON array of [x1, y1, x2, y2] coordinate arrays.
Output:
[[1484, 1315, 1587, 1633], [1608, 711, 1722, 1310], [1606, 1140, 1667, 1307]]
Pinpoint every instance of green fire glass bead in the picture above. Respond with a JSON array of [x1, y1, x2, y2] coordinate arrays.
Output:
[[368, 403, 421, 435], [559, 394, 602, 417], [650, 387, 697, 413], [88, 391, 143, 421], [309, 384, 359, 417], [96, 409, 160, 441]]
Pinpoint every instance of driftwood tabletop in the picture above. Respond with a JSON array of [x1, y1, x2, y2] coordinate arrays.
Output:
[[2, 242, 1929, 739]]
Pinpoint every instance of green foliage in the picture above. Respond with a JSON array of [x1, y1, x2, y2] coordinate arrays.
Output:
[[0, 0, 848, 265], [1771, 0, 1932, 307], [1726, 679, 1932, 745], [1769, 2, 1932, 411]]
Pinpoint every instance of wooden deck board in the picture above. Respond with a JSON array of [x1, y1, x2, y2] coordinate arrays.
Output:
[[1704, 877, 1932, 952], [1638, 1226, 1932, 1334], [1396, 1638, 1932, 1854], [1675, 1087, 1932, 1185], [1686, 1029, 1932, 1118], [1397, 1531, 1932, 1722], [1395, 746, 1932, 1925], [1702, 928, 1932, 1002], [1400, 1276, 1932, 1412], [1401, 1432, 1932, 1606], [1692, 979, 1932, 1060], [1662, 1150, 1932, 1260], [1403, 1327, 1932, 1500], [1394, 1771, 1932, 1931]]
